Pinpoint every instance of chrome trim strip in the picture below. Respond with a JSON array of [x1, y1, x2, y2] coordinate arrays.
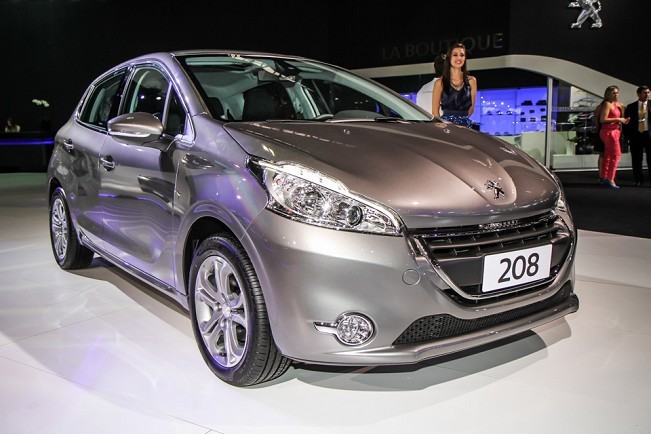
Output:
[[416, 212, 557, 239]]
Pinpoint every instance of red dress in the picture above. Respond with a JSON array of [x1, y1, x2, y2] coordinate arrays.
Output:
[[599, 105, 622, 182]]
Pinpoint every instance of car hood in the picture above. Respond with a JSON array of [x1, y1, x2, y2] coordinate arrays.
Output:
[[224, 121, 560, 228]]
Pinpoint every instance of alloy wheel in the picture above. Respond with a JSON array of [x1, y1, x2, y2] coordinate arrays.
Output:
[[51, 197, 69, 261], [194, 255, 249, 368]]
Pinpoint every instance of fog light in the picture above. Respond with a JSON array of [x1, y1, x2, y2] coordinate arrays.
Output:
[[314, 313, 374, 346], [337, 313, 373, 345]]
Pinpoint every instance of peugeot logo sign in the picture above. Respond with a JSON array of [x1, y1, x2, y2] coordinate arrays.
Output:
[[485, 180, 506, 199], [568, 0, 603, 29]]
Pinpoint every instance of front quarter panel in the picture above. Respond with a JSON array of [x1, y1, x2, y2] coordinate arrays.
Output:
[[173, 115, 269, 296]]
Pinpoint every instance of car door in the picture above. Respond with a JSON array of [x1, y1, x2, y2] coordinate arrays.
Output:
[[98, 65, 189, 288], [62, 68, 127, 249]]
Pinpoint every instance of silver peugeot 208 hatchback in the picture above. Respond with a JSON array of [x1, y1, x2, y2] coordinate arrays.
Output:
[[47, 50, 578, 386]]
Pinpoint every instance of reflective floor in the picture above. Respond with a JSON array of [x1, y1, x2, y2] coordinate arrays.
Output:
[[1, 172, 650, 434]]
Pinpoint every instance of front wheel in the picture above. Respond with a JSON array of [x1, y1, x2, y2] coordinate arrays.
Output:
[[49, 187, 94, 270], [188, 235, 290, 386]]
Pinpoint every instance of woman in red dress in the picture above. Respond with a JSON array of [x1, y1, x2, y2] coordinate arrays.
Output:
[[599, 86, 630, 188]]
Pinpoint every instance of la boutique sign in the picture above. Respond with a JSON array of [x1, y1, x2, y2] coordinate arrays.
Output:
[[382, 33, 505, 61]]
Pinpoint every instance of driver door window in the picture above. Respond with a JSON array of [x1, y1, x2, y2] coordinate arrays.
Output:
[[123, 67, 187, 136], [123, 68, 169, 121]]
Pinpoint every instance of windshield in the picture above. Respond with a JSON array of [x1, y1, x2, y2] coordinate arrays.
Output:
[[179, 54, 430, 122]]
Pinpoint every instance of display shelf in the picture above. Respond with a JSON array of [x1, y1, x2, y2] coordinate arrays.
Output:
[[475, 87, 546, 136]]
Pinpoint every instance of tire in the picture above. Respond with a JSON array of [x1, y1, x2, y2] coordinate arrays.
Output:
[[49, 187, 94, 270], [188, 234, 290, 386]]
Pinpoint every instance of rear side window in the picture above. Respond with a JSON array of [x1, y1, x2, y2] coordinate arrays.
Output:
[[78, 69, 127, 128]]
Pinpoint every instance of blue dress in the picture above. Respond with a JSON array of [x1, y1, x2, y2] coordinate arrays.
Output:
[[441, 82, 472, 127]]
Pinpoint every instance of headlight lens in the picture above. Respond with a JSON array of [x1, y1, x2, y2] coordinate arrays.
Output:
[[257, 161, 402, 235], [555, 194, 567, 213], [547, 170, 568, 213]]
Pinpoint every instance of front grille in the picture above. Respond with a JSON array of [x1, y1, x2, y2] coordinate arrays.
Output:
[[411, 212, 573, 301], [393, 284, 576, 345]]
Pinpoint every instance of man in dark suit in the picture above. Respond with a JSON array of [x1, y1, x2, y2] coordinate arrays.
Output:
[[624, 86, 651, 186]]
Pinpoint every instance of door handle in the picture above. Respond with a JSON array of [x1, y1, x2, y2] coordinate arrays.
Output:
[[100, 155, 116, 171]]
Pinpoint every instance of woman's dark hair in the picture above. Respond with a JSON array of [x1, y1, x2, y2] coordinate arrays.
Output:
[[433, 54, 445, 76], [441, 43, 469, 92]]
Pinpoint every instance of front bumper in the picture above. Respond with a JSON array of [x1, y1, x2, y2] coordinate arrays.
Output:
[[241, 209, 577, 365]]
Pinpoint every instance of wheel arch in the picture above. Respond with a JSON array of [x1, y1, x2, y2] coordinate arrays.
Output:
[[47, 176, 63, 204]]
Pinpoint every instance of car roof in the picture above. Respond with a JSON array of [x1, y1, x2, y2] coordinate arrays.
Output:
[[170, 49, 304, 59], [114, 50, 308, 65]]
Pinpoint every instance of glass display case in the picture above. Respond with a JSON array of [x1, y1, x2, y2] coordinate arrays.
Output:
[[550, 82, 604, 169], [401, 81, 632, 170]]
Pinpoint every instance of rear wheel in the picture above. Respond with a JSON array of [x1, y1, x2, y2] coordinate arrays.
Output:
[[189, 234, 290, 386], [49, 187, 94, 270]]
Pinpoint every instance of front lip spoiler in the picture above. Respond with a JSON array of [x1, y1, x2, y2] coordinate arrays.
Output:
[[291, 293, 578, 366]]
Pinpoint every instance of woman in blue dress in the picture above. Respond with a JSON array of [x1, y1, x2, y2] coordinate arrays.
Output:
[[431, 43, 477, 127]]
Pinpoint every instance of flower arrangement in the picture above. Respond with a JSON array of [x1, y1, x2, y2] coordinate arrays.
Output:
[[32, 99, 50, 108]]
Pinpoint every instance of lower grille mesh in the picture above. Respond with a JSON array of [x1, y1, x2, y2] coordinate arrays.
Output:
[[393, 284, 575, 346]]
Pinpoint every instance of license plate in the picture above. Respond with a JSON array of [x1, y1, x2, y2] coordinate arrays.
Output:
[[482, 245, 552, 292]]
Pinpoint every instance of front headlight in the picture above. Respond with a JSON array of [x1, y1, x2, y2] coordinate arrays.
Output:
[[555, 193, 567, 213], [547, 170, 568, 213], [256, 160, 402, 235]]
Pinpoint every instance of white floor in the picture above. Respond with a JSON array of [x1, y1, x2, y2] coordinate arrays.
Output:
[[1, 172, 650, 434]]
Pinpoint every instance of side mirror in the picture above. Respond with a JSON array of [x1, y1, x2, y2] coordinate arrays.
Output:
[[108, 112, 164, 146]]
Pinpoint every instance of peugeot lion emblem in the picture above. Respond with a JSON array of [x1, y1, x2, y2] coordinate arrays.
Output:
[[485, 180, 506, 199], [568, 0, 602, 29]]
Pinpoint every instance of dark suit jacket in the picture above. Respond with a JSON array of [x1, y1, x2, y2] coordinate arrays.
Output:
[[624, 100, 649, 137]]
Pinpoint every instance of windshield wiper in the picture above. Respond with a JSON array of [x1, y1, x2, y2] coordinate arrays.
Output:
[[372, 116, 411, 123]]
